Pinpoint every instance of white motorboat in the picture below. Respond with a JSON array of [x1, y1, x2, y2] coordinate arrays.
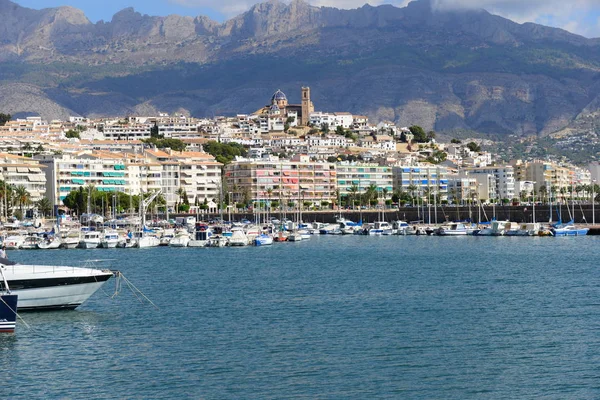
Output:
[[298, 229, 311, 240], [287, 231, 303, 242], [135, 235, 161, 248], [436, 222, 470, 236], [2, 235, 26, 250], [369, 221, 393, 236], [21, 236, 43, 250], [37, 237, 62, 249], [228, 228, 249, 246], [189, 228, 212, 247], [505, 222, 541, 236], [475, 221, 510, 236], [0, 258, 114, 311], [79, 231, 101, 249], [392, 221, 409, 235], [117, 235, 136, 248], [99, 230, 120, 248], [159, 229, 175, 246], [207, 235, 228, 247], [59, 231, 80, 249], [169, 231, 191, 247]]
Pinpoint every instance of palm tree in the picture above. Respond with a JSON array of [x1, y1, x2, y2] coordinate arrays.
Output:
[[365, 184, 378, 208], [348, 184, 359, 209], [36, 197, 52, 217], [407, 184, 417, 206], [14, 185, 30, 217], [176, 187, 185, 212]]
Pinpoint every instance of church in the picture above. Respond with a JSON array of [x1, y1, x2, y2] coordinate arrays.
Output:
[[254, 87, 314, 127]]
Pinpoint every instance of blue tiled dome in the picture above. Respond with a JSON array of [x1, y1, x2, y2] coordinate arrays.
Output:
[[271, 89, 287, 103]]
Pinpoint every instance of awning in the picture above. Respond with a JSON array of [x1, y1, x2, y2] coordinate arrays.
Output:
[[17, 167, 28, 173]]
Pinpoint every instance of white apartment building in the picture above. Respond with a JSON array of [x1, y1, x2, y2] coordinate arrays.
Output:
[[36, 152, 131, 207], [0, 154, 47, 207], [464, 166, 515, 201]]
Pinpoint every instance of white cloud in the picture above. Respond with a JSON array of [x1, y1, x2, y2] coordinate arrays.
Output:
[[168, 0, 600, 37]]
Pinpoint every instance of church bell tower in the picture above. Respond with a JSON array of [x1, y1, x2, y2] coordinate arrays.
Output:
[[300, 87, 314, 126]]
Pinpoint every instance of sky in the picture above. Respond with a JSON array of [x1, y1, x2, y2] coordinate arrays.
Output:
[[13, 0, 600, 38]]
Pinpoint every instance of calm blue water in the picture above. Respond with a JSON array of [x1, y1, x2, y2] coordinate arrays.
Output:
[[2, 236, 600, 399]]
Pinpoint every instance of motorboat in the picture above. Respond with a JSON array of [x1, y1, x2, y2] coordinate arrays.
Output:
[[59, 231, 80, 249], [37, 237, 62, 249], [0, 258, 114, 311], [159, 229, 175, 246], [474, 221, 510, 236], [207, 235, 228, 247], [319, 224, 341, 235], [2, 235, 26, 250], [228, 228, 249, 246], [392, 221, 410, 235], [505, 222, 542, 237], [189, 226, 212, 247], [338, 218, 360, 235], [298, 229, 311, 240], [406, 225, 428, 235], [100, 229, 120, 248], [369, 221, 393, 236], [436, 222, 470, 236], [254, 233, 274, 246], [133, 230, 160, 248], [0, 267, 17, 332], [169, 230, 191, 247], [21, 236, 43, 250], [79, 231, 102, 249], [551, 223, 589, 237], [117, 235, 136, 248], [274, 230, 289, 242], [287, 230, 303, 242]]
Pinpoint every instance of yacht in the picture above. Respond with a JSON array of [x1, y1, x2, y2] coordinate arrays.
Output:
[[287, 230, 303, 242], [505, 222, 542, 237], [159, 229, 175, 246], [474, 221, 510, 236], [228, 228, 249, 246], [21, 236, 43, 250], [0, 259, 114, 311], [169, 230, 191, 247], [189, 225, 212, 247], [134, 231, 161, 248], [79, 231, 102, 249], [59, 230, 80, 249], [436, 222, 470, 236], [368, 221, 393, 236], [2, 235, 26, 250], [392, 221, 410, 235], [37, 236, 62, 249], [100, 229, 120, 248]]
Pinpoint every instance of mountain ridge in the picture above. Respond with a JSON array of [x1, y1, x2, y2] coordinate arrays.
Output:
[[1, 0, 600, 138]]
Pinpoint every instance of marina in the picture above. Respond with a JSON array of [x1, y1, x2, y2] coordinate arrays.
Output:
[[2, 237, 599, 398]]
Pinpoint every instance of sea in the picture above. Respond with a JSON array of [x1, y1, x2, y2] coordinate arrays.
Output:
[[2, 236, 600, 399]]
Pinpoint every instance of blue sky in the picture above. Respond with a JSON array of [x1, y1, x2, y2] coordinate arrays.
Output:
[[13, 0, 600, 38]]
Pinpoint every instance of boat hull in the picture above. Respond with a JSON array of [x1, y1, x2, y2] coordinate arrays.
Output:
[[0, 294, 17, 332], [1, 264, 113, 311]]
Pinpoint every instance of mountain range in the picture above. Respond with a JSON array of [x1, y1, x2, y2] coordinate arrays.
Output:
[[2, 0, 600, 138]]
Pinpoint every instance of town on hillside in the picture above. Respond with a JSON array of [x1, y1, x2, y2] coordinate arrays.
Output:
[[0, 87, 599, 219]]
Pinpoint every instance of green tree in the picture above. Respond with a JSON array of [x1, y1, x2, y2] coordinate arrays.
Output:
[[409, 125, 428, 143], [143, 137, 186, 152], [400, 131, 407, 143], [14, 185, 30, 216], [202, 141, 247, 164], [335, 126, 345, 136], [36, 197, 53, 217], [0, 113, 11, 126], [150, 123, 161, 138], [348, 184, 359, 208], [450, 138, 461, 144], [466, 142, 481, 152], [320, 123, 330, 134], [65, 129, 80, 139]]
